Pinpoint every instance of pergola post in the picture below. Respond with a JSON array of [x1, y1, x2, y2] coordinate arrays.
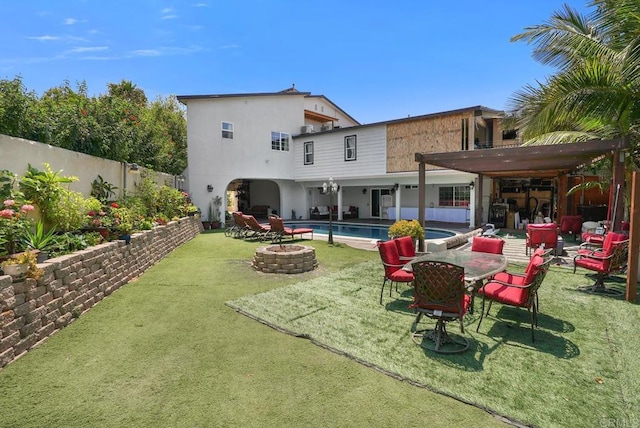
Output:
[[626, 171, 639, 303], [417, 157, 426, 253], [612, 148, 626, 231]]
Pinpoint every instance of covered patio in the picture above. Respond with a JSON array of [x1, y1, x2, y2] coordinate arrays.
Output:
[[415, 137, 639, 301]]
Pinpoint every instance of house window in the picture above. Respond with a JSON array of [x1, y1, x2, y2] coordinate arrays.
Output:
[[304, 141, 314, 165], [222, 121, 234, 139], [271, 132, 290, 151], [438, 185, 471, 207], [344, 135, 356, 161]]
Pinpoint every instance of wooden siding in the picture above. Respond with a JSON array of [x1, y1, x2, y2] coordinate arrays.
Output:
[[294, 126, 387, 180], [387, 112, 472, 173]]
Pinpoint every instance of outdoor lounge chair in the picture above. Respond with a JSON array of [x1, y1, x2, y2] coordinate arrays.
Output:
[[227, 211, 249, 238], [573, 232, 629, 295], [267, 215, 314, 243], [559, 215, 583, 242], [410, 260, 470, 353], [242, 214, 272, 241]]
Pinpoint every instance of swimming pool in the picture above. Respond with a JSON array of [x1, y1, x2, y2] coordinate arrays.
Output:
[[287, 222, 456, 241]]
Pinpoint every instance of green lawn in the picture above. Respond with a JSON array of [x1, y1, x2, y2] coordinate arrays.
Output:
[[0, 233, 506, 428]]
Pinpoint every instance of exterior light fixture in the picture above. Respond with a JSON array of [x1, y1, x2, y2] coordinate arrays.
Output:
[[322, 177, 339, 245], [207, 184, 213, 192]]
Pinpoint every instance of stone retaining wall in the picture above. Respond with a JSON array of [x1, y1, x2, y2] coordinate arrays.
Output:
[[0, 216, 203, 369]]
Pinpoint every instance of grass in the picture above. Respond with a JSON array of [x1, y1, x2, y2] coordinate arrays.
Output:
[[228, 245, 640, 427], [0, 232, 506, 428]]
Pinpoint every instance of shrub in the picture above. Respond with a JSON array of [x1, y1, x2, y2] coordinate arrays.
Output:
[[388, 219, 425, 241]]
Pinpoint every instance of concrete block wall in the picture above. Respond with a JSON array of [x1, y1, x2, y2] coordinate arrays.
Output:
[[0, 216, 203, 369]]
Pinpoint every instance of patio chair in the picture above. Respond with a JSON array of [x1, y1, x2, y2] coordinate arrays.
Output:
[[525, 223, 558, 257], [242, 214, 272, 241], [476, 255, 552, 342], [573, 232, 629, 295], [267, 215, 314, 243], [410, 260, 470, 353], [559, 215, 582, 242], [471, 235, 505, 255], [394, 236, 426, 261], [376, 240, 414, 304], [225, 211, 247, 238], [230, 211, 250, 238]]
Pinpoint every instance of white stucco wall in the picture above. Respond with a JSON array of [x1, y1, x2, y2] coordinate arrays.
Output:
[[0, 134, 177, 197]]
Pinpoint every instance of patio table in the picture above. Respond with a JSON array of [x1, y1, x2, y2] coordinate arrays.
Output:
[[404, 249, 508, 312], [404, 249, 508, 283]]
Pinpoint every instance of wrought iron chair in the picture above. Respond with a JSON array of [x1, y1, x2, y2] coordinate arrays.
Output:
[[525, 223, 558, 257], [573, 232, 629, 295], [376, 240, 414, 304], [471, 235, 505, 255], [410, 261, 470, 353], [559, 215, 583, 242], [476, 256, 552, 342], [394, 235, 427, 261]]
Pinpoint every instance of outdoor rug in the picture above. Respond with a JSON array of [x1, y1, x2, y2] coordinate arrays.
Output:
[[227, 260, 639, 427]]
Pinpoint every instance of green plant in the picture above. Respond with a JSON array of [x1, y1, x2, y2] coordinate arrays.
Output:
[[0, 198, 35, 256], [388, 219, 425, 241], [2, 250, 43, 280], [22, 220, 57, 251], [19, 163, 77, 227], [90, 175, 118, 202], [48, 189, 95, 232]]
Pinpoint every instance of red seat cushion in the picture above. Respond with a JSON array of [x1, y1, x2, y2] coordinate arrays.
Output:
[[394, 236, 416, 259], [478, 281, 530, 307], [389, 269, 414, 283], [471, 236, 505, 254], [574, 257, 608, 273], [420, 294, 471, 318]]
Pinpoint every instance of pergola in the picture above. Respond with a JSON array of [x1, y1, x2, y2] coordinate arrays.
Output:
[[414, 137, 639, 302]]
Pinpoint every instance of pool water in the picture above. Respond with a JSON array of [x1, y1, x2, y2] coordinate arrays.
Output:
[[288, 222, 456, 241]]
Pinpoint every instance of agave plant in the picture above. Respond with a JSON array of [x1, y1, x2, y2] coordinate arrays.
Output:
[[22, 220, 57, 251]]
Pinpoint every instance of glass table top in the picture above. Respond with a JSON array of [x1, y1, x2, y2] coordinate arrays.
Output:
[[404, 250, 508, 282]]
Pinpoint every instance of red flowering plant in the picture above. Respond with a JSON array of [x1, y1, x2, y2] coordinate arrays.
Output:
[[84, 198, 113, 229], [0, 199, 35, 256]]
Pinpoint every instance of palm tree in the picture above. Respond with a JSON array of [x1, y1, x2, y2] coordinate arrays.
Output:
[[509, 0, 640, 170]]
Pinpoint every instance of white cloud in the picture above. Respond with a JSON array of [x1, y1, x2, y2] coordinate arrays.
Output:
[[162, 14, 179, 20], [194, 3, 208, 7], [28, 35, 60, 41], [161, 7, 173, 13], [67, 46, 109, 54], [129, 45, 205, 57], [131, 49, 162, 57], [218, 44, 240, 50], [64, 18, 77, 25]]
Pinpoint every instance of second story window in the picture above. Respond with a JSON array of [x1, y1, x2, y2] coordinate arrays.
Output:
[[222, 121, 234, 139], [271, 131, 290, 151], [303, 141, 314, 165], [344, 135, 356, 161]]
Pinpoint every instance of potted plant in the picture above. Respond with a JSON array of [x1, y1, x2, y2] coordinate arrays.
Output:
[[388, 219, 425, 250], [210, 196, 223, 229], [21, 220, 57, 262], [1, 250, 43, 282]]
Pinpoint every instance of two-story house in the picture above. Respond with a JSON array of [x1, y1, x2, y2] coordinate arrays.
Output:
[[178, 86, 506, 228]]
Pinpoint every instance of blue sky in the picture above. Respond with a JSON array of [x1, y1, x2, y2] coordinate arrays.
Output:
[[1, 1, 589, 124]]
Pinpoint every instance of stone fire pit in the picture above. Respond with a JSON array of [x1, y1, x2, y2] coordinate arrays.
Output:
[[252, 244, 318, 274]]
